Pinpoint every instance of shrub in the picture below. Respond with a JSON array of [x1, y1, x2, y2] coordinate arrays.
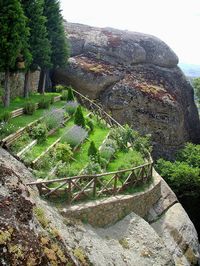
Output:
[[43, 108, 65, 130], [10, 132, 31, 153], [0, 111, 11, 122], [156, 159, 200, 197], [38, 98, 51, 109], [74, 106, 85, 128], [55, 84, 65, 93], [67, 86, 74, 101], [100, 145, 115, 161], [83, 160, 102, 175], [86, 118, 94, 132], [56, 162, 78, 177], [55, 143, 73, 163], [176, 143, 200, 168], [88, 141, 100, 162], [24, 102, 36, 115], [0, 122, 16, 139], [65, 101, 79, 116], [30, 123, 47, 143], [61, 125, 88, 148], [61, 90, 68, 100], [50, 96, 55, 104]]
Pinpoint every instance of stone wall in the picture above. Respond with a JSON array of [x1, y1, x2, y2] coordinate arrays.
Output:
[[61, 172, 161, 227], [0, 71, 40, 99]]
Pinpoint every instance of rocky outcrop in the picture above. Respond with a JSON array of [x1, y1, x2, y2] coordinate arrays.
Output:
[[146, 179, 200, 265], [54, 22, 200, 159], [0, 148, 199, 265]]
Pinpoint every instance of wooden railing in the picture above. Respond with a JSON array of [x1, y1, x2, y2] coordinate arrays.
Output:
[[27, 161, 153, 205], [72, 89, 123, 128]]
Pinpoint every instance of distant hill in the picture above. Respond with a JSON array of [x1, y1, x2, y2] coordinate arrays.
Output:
[[179, 63, 200, 78]]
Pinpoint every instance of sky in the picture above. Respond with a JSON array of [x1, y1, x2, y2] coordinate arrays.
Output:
[[60, 0, 200, 65]]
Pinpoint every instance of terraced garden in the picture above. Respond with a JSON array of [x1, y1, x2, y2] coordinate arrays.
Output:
[[0, 87, 153, 204]]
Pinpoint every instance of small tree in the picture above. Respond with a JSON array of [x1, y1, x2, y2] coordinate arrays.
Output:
[[0, 0, 31, 106], [74, 106, 85, 128], [88, 141, 98, 157], [193, 77, 200, 103], [67, 87, 74, 101]]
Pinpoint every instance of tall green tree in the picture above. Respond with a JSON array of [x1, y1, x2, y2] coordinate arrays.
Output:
[[38, 0, 69, 93], [21, 0, 52, 97], [0, 0, 31, 106]]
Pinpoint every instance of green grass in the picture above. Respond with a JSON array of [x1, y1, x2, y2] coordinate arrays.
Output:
[[0, 92, 60, 112], [26, 121, 74, 161], [0, 101, 66, 141], [69, 122, 109, 174]]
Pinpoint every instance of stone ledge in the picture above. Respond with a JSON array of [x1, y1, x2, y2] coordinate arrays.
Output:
[[61, 171, 161, 227]]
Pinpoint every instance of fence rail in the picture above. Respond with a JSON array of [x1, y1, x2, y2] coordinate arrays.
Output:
[[27, 161, 153, 204]]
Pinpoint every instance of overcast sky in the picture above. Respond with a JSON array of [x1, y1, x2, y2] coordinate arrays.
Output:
[[60, 0, 200, 65]]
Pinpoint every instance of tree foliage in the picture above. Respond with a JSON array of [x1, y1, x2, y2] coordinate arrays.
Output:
[[0, 0, 31, 106], [43, 0, 69, 68], [156, 143, 200, 198], [21, 0, 52, 71]]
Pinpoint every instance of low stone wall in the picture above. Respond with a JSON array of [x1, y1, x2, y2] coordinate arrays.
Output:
[[0, 71, 40, 98], [61, 171, 161, 227]]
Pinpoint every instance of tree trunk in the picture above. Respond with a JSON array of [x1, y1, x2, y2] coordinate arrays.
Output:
[[24, 70, 30, 98], [4, 70, 10, 107], [38, 69, 46, 94]]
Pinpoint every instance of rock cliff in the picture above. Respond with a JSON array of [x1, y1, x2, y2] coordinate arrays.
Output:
[[53, 22, 200, 159], [0, 148, 199, 265]]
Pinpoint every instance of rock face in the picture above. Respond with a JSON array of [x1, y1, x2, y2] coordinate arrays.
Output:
[[54, 22, 200, 159], [0, 148, 199, 265]]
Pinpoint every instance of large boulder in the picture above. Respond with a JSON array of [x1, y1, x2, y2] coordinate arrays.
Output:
[[54, 22, 200, 159]]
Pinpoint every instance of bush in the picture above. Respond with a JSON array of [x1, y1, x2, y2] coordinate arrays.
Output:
[[74, 106, 85, 128], [55, 84, 65, 93], [83, 160, 102, 175], [24, 102, 36, 115], [43, 108, 65, 130], [30, 123, 47, 143], [50, 96, 55, 104], [156, 159, 200, 197], [67, 86, 74, 101], [88, 141, 100, 162], [61, 90, 68, 101], [38, 98, 51, 109], [0, 122, 16, 139], [65, 101, 79, 116], [176, 143, 200, 168], [55, 143, 73, 163], [0, 111, 11, 122], [100, 145, 115, 161], [56, 162, 78, 177], [86, 118, 94, 132], [61, 125, 88, 148]]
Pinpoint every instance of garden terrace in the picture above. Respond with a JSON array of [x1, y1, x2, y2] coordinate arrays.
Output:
[[23, 88, 153, 205]]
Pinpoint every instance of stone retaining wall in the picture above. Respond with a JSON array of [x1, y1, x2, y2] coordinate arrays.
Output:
[[0, 71, 40, 98], [61, 171, 161, 227]]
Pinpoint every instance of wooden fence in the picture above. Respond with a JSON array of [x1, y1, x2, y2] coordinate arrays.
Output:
[[27, 161, 153, 205]]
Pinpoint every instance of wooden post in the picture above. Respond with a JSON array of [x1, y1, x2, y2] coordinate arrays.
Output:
[[93, 177, 97, 198], [68, 179, 72, 205], [113, 175, 118, 195]]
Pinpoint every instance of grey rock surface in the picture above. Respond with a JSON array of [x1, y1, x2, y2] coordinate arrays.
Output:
[[54, 22, 200, 159]]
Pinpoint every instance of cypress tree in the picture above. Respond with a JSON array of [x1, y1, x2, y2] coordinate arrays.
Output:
[[0, 0, 31, 106], [21, 0, 52, 97], [74, 106, 85, 128], [38, 0, 69, 93], [88, 141, 98, 158], [67, 87, 74, 101]]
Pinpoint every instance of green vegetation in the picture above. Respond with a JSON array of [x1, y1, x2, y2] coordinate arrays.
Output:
[[156, 143, 200, 198], [24, 101, 36, 115], [193, 77, 200, 103], [67, 87, 74, 101], [74, 106, 86, 128], [30, 123, 48, 143], [0, 0, 31, 107]]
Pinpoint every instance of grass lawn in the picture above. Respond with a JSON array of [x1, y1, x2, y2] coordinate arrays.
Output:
[[0, 92, 60, 113], [105, 149, 144, 185], [69, 120, 109, 174], [0, 101, 66, 140]]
